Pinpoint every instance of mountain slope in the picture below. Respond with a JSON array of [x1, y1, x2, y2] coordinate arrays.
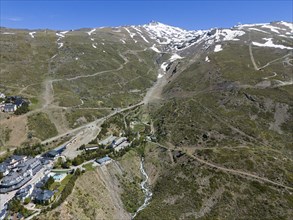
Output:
[[0, 21, 293, 219]]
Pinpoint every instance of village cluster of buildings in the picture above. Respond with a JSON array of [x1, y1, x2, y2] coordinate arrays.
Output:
[[0, 133, 132, 219], [14, 175, 55, 205], [98, 135, 130, 152], [0, 93, 28, 113], [0, 155, 52, 219], [0, 144, 70, 220], [0, 155, 43, 193]]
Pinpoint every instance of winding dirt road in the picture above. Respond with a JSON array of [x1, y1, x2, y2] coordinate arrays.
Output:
[[150, 142, 293, 191]]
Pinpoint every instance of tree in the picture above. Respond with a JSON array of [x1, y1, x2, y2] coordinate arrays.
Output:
[[61, 161, 70, 169], [24, 197, 31, 205], [54, 157, 63, 168], [8, 198, 31, 217], [42, 176, 55, 190], [14, 102, 29, 115]]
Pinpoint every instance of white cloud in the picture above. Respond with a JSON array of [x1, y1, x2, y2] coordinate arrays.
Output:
[[3, 17, 23, 22]]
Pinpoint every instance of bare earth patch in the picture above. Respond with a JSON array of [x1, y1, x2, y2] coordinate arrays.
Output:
[[0, 114, 28, 147]]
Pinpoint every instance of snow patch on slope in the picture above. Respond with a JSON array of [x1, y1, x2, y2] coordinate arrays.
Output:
[[160, 62, 168, 71], [252, 38, 293, 50], [150, 44, 161, 53], [221, 29, 245, 41], [124, 27, 137, 43], [56, 32, 65, 49], [131, 26, 150, 43], [58, 43, 63, 49], [158, 53, 184, 78], [261, 24, 286, 34], [214, 44, 223, 52], [56, 33, 65, 38], [169, 54, 183, 62], [29, 32, 36, 38], [87, 29, 96, 36], [279, 21, 293, 32], [248, 28, 269, 34], [138, 32, 149, 43]]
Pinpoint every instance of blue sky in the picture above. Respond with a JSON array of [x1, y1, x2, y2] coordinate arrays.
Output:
[[1, 1, 292, 30]]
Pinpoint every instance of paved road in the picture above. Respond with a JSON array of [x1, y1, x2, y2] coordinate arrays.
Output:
[[56, 102, 143, 159], [42, 101, 143, 146]]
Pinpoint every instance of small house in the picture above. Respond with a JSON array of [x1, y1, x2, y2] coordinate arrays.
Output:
[[53, 145, 66, 154], [44, 150, 59, 159], [112, 137, 127, 148], [15, 184, 33, 201], [3, 104, 17, 112], [113, 141, 130, 152], [99, 135, 117, 146], [34, 190, 55, 205], [14, 98, 25, 107], [96, 156, 111, 166]]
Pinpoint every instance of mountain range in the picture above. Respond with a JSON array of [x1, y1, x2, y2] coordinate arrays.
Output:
[[0, 21, 292, 219]]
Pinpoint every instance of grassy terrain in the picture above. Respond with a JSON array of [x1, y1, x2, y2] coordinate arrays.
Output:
[[210, 43, 292, 84], [0, 28, 57, 97], [0, 27, 158, 147], [82, 162, 95, 171], [146, 40, 293, 219], [53, 49, 157, 109], [28, 112, 58, 140], [194, 146, 293, 187], [136, 145, 293, 220], [0, 126, 11, 147], [117, 150, 145, 213], [65, 108, 111, 128]]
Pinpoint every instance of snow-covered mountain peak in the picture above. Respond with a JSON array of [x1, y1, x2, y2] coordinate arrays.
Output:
[[141, 22, 204, 49], [144, 21, 188, 33], [140, 22, 247, 51], [122, 21, 293, 52], [142, 21, 195, 45]]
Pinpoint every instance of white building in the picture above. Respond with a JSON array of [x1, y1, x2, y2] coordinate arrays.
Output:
[[99, 135, 117, 146], [113, 141, 130, 152]]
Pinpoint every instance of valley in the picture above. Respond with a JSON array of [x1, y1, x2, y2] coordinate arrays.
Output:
[[0, 21, 292, 219]]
